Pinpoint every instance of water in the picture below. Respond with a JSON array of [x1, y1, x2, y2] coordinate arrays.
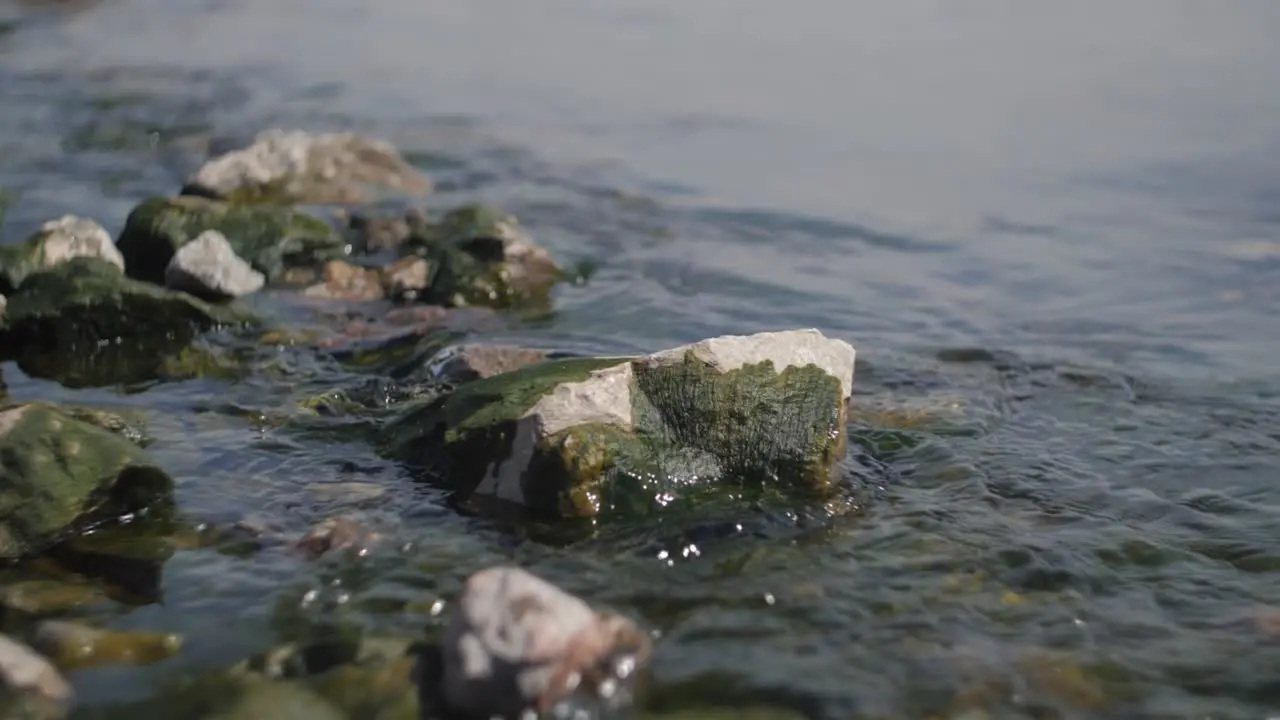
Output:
[[2, 0, 1280, 717]]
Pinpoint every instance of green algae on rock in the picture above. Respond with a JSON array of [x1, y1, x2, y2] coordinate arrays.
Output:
[[0, 215, 124, 294], [30, 620, 182, 671], [115, 195, 346, 285], [381, 329, 856, 519], [403, 203, 561, 310], [0, 403, 174, 559], [0, 258, 254, 385]]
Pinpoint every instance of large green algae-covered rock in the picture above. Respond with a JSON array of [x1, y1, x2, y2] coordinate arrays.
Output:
[[115, 195, 345, 285], [381, 329, 856, 519], [0, 215, 124, 294], [0, 257, 251, 356], [0, 403, 174, 559], [404, 204, 561, 310]]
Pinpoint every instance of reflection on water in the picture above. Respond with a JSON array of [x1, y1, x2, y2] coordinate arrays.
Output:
[[1, 0, 1279, 717]]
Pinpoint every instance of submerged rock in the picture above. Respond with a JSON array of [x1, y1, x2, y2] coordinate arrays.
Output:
[[0, 258, 252, 364], [405, 204, 561, 310], [292, 516, 382, 560], [0, 214, 124, 294], [0, 402, 174, 559], [382, 329, 855, 519], [0, 633, 71, 716], [30, 620, 182, 671], [115, 195, 345, 285], [435, 566, 650, 718], [425, 344, 550, 383], [182, 129, 431, 205], [164, 229, 266, 300], [381, 255, 430, 302]]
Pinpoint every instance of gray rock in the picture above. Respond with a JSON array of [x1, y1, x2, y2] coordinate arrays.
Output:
[[0, 633, 72, 709], [183, 129, 432, 205], [0, 293, 6, 322], [0, 214, 124, 292], [440, 566, 649, 717], [164, 230, 266, 300]]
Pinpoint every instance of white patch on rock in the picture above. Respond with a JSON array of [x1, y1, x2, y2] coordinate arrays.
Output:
[[645, 328, 857, 400], [440, 566, 647, 717], [0, 633, 72, 707], [32, 215, 124, 273], [185, 129, 431, 203], [164, 230, 265, 299], [0, 405, 27, 437], [473, 361, 633, 504]]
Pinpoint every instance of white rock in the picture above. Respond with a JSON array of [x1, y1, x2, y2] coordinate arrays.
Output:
[[31, 215, 124, 273], [184, 129, 431, 204], [164, 230, 265, 299], [441, 566, 647, 717], [0, 633, 72, 707]]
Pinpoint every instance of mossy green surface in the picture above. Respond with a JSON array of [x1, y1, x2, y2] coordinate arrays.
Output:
[[0, 402, 175, 559], [404, 203, 561, 310], [0, 258, 254, 378], [383, 351, 848, 519], [115, 195, 345, 285]]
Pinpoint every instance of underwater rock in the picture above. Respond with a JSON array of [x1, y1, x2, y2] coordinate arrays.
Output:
[[404, 204, 560, 310], [0, 214, 123, 294], [0, 579, 108, 617], [382, 329, 855, 519], [164, 229, 266, 300], [30, 620, 182, 671], [0, 402, 174, 559], [0, 258, 253, 382], [116, 195, 345, 285], [425, 344, 549, 383], [181, 128, 432, 205], [347, 207, 428, 253], [0, 633, 71, 716], [437, 566, 650, 718], [303, 259, 386, 302], [292, 516, 382, 560]]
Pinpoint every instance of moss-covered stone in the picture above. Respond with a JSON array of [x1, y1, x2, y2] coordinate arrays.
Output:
[[0, 259, 254, 383], [30, 620, 182, 671], [115, 195, 345, 285], [0, 403, 174, 559], [404, 203, 561, 310], [382, 329, 856, 519], [0, 215, 124, 295]]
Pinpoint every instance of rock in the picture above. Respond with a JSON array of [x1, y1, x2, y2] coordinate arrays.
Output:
[[425, 344, 550, 383], [115, 195, 345, 286], [0, 633, 71, 712], [30, 620, 182, 670], [437, 566, 649, 717], [405, 204, 561, 309], [181, 129, 432, 205], [347, 207, 428, 253], [0, 402, 174, 559], [0, 580, 108, 616], [0, 258, 252, 369], [303, 260, 385, 302], [164, 229, 266, 300], [381, 329, 855, 519], [0, 293, 6, 322], [381, 256, 430, 302], [292, 516, 382, 560], [0, 214, 123, 293]]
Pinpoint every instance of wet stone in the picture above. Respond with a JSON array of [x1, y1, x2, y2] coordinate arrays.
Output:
[[0, 402, 175, 559], [304, 259, 386, 302], [436, 565, 650, 718], [348, 207, 428, 253], [30, 620, 182, 671], [425, 344, 550, 383], [0, 633, 71, 715], [382, 328, 856, 520], [0, 214, 123, 294], [382, 255, 431, 302], [164, 229, 266, 300], [0, 579, 108, 616], [182, 128, 432, 205], [292, 516, 382, 560], [115, 195, 345, 285]]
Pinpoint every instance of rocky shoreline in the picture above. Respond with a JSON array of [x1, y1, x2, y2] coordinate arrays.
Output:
[[0, 130, 863, 718]]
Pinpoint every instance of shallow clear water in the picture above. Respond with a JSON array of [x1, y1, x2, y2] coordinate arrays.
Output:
[[2, 1, 1280, 717]]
